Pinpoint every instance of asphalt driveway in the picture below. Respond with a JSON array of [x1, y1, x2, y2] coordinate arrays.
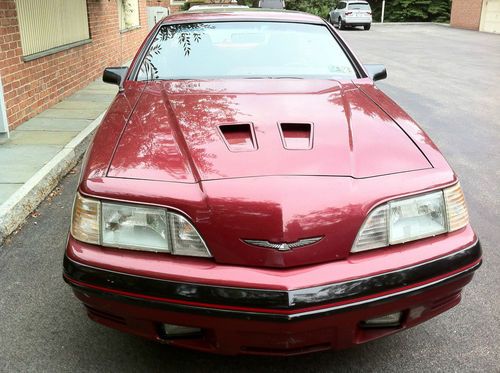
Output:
[[0, 24, 499, 372]]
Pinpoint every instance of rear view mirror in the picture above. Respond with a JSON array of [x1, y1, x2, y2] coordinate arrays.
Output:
[[103, 67, 128, 88], [364, 64, 387, 81]]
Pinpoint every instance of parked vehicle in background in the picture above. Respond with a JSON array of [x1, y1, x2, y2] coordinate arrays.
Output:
[[257, 0, 285, 9], [330, 0, 372, 30]]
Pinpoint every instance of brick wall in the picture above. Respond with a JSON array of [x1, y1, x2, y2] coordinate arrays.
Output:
[[146, 0, 184, 13], [0, 0, 148, 130], [450, 0, 484, 30]]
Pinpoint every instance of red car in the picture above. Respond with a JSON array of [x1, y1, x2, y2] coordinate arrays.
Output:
[[64, 10, 481, 355]]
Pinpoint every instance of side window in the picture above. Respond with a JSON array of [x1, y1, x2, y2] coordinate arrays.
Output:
[[338, 2, 346, 10]]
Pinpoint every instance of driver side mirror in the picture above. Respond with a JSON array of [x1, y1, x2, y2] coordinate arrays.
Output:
[[103, 67, 128, 89], [364, 64, 387, 81]]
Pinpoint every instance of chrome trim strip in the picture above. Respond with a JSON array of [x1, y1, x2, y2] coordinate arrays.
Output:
[[294, 239, 478, 292], [287, 260, 481, 320]]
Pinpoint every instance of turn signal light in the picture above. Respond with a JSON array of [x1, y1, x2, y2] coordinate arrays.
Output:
[[71, 193, 100, 245], [444, 183, 469, 232]]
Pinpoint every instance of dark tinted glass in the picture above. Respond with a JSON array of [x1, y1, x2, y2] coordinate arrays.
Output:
[[259, 0, 284, 9], [348, 2, 371, 10]]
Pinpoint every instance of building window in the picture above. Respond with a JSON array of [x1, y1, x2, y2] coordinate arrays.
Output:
[[16, 0, 90, 58], [119, 0, 141, 31]]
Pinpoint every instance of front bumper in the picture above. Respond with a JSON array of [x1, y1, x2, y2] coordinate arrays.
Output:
[[64, 236, 481, 354], [64, 241, 481, 321]]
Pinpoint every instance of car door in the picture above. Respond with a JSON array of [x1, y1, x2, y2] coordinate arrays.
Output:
[[329, 3, 336, 21], [339, 2, 347, 21], [331, 1, 342, 21]]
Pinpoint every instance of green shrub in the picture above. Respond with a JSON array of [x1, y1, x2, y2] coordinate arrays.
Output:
[[285, 0, 331, 19], [285, 0, 451, 23], [368, 0, 451, 23]]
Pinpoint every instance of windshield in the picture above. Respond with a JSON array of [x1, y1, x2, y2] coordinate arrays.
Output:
[[137, 22, 357, 81], [348, 3, 370, 10]]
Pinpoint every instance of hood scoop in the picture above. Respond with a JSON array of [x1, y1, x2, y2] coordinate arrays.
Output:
[[279, 123, 313, 150], [219, 123, 257, 152]]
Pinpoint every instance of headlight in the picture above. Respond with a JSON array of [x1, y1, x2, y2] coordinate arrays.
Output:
[[101, 202, 169, 252], [352, 183, 469, 253], [389, 191, 446, 244], [71, 193, 211, 257]]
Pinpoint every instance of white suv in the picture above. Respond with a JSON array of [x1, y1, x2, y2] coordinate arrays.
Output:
[[329, 1, 373, 30]]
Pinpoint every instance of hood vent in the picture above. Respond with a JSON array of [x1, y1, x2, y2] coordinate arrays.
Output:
[[219, 123, 257, 152], [279, 123, 313, 150]]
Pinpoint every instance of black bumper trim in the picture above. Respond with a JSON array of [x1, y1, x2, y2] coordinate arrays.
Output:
[[64, 241, 481, 318], [66, 260, 480, 321]]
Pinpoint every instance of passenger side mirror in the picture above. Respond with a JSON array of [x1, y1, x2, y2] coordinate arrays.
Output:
[[103, 67, 128, 88], [364, 64, 387, 81]]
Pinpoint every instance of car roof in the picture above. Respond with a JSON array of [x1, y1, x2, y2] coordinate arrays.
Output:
[[161, 9, 324, 25]]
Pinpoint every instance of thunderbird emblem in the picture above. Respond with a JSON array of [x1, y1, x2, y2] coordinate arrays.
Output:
[[242, 237, 323, 251]]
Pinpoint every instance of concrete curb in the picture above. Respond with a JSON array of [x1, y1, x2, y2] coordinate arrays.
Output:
[[0, 112, 105, 243]]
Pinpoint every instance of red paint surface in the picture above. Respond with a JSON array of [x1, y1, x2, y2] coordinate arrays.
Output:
[[107, 79, 431, 182]]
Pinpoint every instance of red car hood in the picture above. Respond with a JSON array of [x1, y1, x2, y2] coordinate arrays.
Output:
[[107, 79, 431, 181]]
